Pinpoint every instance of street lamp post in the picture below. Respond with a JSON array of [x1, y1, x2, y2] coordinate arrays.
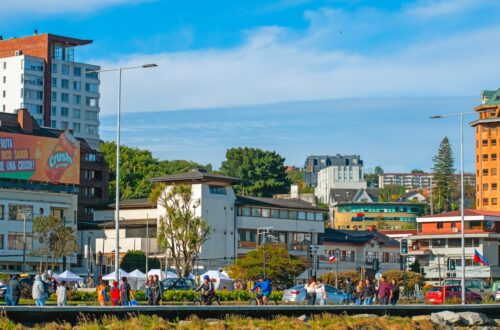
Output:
[[88, 64, 158, 283], [22, 212, 32, 273], [430, 111, 474, 304], [257, 227, 273, 276], [87, 232, 93, 278]]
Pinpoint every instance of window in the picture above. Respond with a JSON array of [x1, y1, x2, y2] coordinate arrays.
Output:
[[208, 185, 226, 195], [315, 212, 324, 221], [298, 211, 306, 220], [51, 77, 57, 87], [261, 209, 270, 217], [307, 212, 315, 221], [492, 139, 497, 146], [289, 210, 298, 219], [51, 63, 57, 73], [493, 198, 498, 205], [61, 93, 69, 103], [483, 183, 488, 190], [85, 124, 98, 135], [290, 232, 311, 251], [492, 154, 497, 161], [493, 183, 498, 190], [483, 198, 489, 205], [86, 97, 98, 107], [51, 91, 57, 100], [451, 221, 456, 229], [2, 90, 5, 97], [84, 153, 97, 162], [365, 251, 378, 263], [8, 232, 33, 250], [60, 79, 69, 89], [382, 252, 400, 263], [23, 60, 43, 71], [271, 209, 279, 218], [73, 123, 80, 133], [2, 76, 5, 83], [251, 208, 260, 217], [73, 81, 81, 91], [85, 83, 99, 93], [61, 64, 69, 75], [0, 234, 3, 249], [73, 109, 80, 119], [483, 139, 488, 146], [51, 106, 56, 116], [23, 89, 43, 100], [448, 239, 461, 247], [60, 107, 69, 117], [8, 205, 33, 221], [60, 121, 68, 130], [22, 74, 43, 86], [483, 169, 489, 176], [51, 208, 64, 220], [51, 120, 56, 128], [239, 207, 250, 217], [85, 111, 98, 121], [437, 222, 443, 229], [492, 168, 497, 176], [483, 154, 488, 161], [0, 205, 4, 219], [73, 67, 82, 76], [279, 210, 289, 219], [73, 95, 81, 105], [85, 70, 98, 79], [23, 103, 42, 114]]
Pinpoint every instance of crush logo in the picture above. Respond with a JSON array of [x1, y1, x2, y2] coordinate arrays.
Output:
[[48, 152, 73, 169]]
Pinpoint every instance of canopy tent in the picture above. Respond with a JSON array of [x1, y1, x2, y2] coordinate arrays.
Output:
[[54, 270, 83, 283], [102, 269, 129, 281], [127, 269, 146, 290], [166, 271, 178, 279], [147, 269, 167, 280], [200, 270, 234, 291]]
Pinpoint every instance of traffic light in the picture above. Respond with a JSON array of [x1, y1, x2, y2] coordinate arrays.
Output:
[[400, 238, 409, 255], [447, 259, 456, 271], [373, 258, 380, 272]]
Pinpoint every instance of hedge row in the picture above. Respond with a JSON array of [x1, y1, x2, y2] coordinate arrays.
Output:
[[49, 290, 283, 302]]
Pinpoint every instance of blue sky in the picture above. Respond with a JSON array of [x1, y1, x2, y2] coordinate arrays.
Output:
[[3, 0, 500, 171]]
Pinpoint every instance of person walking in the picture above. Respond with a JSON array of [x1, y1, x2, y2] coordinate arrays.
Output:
[[8, 275, 21, 306], [354, 280, 364, 305], [362, 278, 375, 305], [377, 276, 391, 305], [344, 277, 354, 305], [390, 279, 400, 305], [56, 281, 67, 306], [316, 280, 327, 305], [32, 275, 46, 306], [145, 275, 154, 305], [96, 280, 107, 306], [110, 281, 120, 306], [120, 277, 131, 306], [153, 275, 163, 305], [304, 276, 318, 305]]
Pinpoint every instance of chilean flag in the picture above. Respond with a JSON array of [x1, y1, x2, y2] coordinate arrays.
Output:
[[328, 256, 337, 263], [473, 249, 490, 266]]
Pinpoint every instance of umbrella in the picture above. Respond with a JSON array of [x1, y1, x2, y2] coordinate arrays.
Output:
[[102, 269, 129, 280], [54, 270, 83, 283]]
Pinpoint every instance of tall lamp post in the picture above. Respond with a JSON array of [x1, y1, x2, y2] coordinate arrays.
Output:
[[88, 64, 158, 283], [430, 111, 474, 304], [22, 212, 33, 273], [257, 227, 273, 276]]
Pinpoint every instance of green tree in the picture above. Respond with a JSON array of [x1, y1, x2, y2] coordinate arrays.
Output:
[[101, 141, 212, 201], [365, 166, 383, 188], [411, 169, 425, 174], [220, 147, 291, 197], [286, 169, 314, 193], [31, 216, 78, 272], [151, 183, 211, 277], [120, 250, 161, 273], [432, 137, 455, 213], [228, 245, 305, 289], [382, 270, 424, 295]]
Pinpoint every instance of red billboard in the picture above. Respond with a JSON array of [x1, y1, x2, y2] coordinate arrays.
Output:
[[0, 131, 80, 184]]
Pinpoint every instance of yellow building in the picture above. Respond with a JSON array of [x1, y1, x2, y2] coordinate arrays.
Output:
[[471, 89, 500, 211]]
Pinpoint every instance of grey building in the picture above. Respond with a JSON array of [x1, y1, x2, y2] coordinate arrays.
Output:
[[304, 154, 363, 187]]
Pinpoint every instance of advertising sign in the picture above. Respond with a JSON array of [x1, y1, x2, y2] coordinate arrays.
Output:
[[0, 131, 80, 184]]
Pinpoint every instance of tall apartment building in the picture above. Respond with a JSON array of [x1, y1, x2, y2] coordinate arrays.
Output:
[[379, 173, 476, 190], [0, 33, 100, 149], [471, 88, 500, 211], [315, 165, 367, 204], [304, 154, 363, 187]]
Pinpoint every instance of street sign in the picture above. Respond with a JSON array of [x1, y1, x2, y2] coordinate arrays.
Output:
[[375, 272, 382, 280]]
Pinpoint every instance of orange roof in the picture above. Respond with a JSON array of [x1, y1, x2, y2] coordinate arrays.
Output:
[[420, 209, 500, 218]]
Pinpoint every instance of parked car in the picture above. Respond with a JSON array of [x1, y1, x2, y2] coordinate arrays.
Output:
[[444, 279, 494, 301], [162, 277, 197, 291], [425, 285, 482, 304], [282, 284, 346, 305]]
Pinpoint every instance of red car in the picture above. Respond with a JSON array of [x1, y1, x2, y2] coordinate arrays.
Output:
[[426, 285, 483, 304]]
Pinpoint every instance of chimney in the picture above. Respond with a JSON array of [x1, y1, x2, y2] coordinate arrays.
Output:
[[17, 108, 33, 133], [290, 184, 299, 199]]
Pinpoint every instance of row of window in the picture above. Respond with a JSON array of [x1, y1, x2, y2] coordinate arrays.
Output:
[[51, 63, 98, 79], [479, 154, 498, 162], [238, 229, 313, 251], [426, 238, 480, 247], [50, 92, 98, 107], [0, 232, 33, 250], [479, 139, 498, 147], [237, 206, 325, 221], [0, 204, 66, 222], [350, 216, 416, 222], [52, 78, 98, 93], [337, 206, 422, 213], [50, 106, 98, 121], [479, 183, 498, 191], [479, 168, 498, 176], [49, 120, 97, 134], [481, 198, 498, 206]]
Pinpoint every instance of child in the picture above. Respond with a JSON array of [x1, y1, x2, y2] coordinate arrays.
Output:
[[56, 281, 67, 306], [96, 280, 107, 306], [110, 281, 120, 306]]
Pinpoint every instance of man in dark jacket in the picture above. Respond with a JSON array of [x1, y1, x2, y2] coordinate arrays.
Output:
[[8, 275, 22, 306], [344, 277, 354, 305]]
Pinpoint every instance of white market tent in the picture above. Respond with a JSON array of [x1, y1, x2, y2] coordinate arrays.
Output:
[[127, 269, 146, 290], [54, 270, 83, 283], [200, 270, 234, 291], [102, 269, 129, 281], [147, 269, 178, 280]]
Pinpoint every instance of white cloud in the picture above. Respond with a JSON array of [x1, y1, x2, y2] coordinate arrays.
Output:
[[0, 0, 148, 16], [94, 3, 500, 114], [405, 0, 486, 19]]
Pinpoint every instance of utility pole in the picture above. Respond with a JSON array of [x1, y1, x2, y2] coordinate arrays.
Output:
[[145, 213, 149, 276], [430, 177, 434, 215]]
